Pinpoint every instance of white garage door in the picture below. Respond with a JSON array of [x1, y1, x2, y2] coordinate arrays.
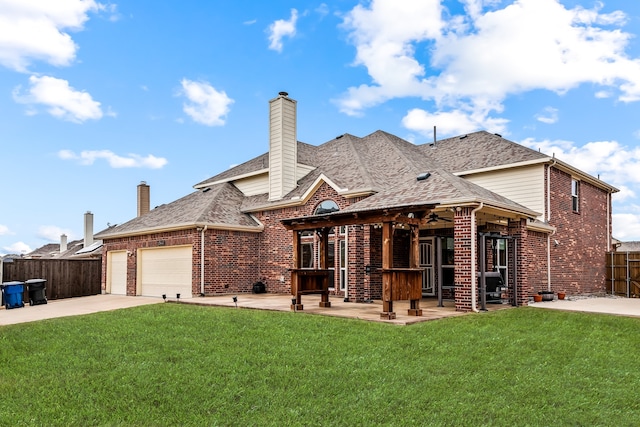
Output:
[[107, 251, 127, 295], [138, 246, 193, 298]]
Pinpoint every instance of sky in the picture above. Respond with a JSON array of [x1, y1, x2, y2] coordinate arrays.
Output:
[[2, 0, 640, 256]]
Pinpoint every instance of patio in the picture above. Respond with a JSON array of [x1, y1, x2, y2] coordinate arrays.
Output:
[[173, 293, 514, 325]]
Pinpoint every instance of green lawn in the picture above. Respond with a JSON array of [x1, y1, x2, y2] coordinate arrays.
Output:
[[1, 304, 638, 426]]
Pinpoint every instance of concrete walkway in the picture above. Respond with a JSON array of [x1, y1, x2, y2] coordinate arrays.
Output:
[[0, 294, 163, 326], [528, 295, 640, 318]]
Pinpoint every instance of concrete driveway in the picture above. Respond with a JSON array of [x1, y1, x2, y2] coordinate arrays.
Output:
[[0, 294, 163, 326], [529, 296, 640, 318]]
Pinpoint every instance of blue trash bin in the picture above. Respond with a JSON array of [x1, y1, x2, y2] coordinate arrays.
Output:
[[1, 281, 26, 309]]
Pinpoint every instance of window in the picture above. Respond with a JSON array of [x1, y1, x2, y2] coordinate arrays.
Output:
[[301, 242, 314, 268], [441, 237, 455, 287], [314, 200, 339, 215], [571, 179, 580, 212]]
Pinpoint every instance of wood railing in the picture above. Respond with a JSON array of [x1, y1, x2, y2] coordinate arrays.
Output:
[[290, 269, 331, 310], [381, 268, 423, 319]]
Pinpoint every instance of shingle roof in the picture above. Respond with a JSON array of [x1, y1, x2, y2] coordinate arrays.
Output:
[[422, 130, 548, 173], [96, 183, 261, 238], [100, 129, 551, 238]]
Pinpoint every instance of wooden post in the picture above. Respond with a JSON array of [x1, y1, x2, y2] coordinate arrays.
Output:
[[291, 231, 303, 311], [381, 221, 395, 319], [408, 224, 422, 316]]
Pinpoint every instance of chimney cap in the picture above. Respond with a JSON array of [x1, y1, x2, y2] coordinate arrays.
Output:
[[278, 91, 289, 97]]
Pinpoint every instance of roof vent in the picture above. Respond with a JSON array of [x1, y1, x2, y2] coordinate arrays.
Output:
[[417, 172, 431, 181], [202, 187, 211, 193], [336, 134, 344, 139], [494, 133, 502, 137], [278, 91, 288, 97], [460, 134, 468, 139]]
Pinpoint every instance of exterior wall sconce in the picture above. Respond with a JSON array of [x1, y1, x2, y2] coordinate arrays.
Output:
[[365, 265, 371, 275], [162, 294, 166, 302]]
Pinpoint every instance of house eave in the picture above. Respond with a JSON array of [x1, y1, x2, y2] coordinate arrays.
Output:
[[243, 174, 371, 213], [454, 157, 619, 193], [194, 168, 269, 189], [98, 222, 264, 240]]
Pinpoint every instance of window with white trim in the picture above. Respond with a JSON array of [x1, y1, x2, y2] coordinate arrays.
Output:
[[571, 179, 580, 213]]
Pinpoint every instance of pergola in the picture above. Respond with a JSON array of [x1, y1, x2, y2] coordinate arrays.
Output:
[[281, 205, 436, 319]]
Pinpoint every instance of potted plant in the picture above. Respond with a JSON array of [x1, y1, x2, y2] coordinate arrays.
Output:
[[533, 294, 543, 302], [557, 291, 566, 300]]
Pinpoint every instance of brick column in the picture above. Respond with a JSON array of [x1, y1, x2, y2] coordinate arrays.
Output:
[[509, 218, 529, 306], [454, 207, 473, 311]]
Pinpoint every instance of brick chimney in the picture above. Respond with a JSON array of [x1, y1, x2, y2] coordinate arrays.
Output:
[[84, 211, 94, 248], [268, 92, 297, 201], [137, 181, 150, 217]]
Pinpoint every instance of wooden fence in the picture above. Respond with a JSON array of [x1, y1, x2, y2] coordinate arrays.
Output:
[[606, 252, 640, 298], [2, 259, 102, 302]]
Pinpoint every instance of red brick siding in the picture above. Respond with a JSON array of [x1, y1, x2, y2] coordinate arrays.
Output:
[[253, 182, 355, 294], [454, 208, 472, 311], [547, 167, 609, 295], [101, 229, 198, 296]]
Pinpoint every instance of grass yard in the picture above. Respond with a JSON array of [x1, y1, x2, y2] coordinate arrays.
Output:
[[0, 304, 639, 426]]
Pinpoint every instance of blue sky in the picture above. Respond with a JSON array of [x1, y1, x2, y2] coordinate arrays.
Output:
[[2, 0, 640, 255]]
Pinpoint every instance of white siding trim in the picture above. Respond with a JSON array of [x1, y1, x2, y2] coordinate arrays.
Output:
[[464, 164, 546, 221]]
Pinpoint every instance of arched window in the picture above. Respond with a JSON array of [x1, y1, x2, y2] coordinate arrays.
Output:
[[314, 200, 339, 215]]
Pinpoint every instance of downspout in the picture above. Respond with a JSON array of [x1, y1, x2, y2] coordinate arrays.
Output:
[[547, 229, 556, 292], [470, 202, 484, 313], [200, 225, 208, 296], [547, 158, 556, 293]]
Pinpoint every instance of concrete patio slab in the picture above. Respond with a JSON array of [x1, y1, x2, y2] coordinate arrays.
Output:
[[0, 294, 163, 326], [174, 293, 512, 325], [528, 296, 640, 318]]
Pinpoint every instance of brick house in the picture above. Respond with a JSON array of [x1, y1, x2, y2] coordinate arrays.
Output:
[[96, 92, 617, 312]]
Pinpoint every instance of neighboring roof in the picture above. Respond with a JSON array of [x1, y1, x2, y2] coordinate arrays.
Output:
[[25, 238, 104, 259], [614, 241, 640, 252], [96, 182, 262, 239]]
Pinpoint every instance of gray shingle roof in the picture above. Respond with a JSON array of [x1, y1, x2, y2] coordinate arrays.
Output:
[[423, 130, 548, 173], [100, 129, 552, 238], [96, 183, 261, 239]]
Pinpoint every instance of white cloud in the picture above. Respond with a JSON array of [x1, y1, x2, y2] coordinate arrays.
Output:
[[613, 212, 640, 241], [519, 137, 640, 191], [37, 225, 74, 242], [402, 107, 508, 137], [268, 9, 298, 52], [0, 224, 10, 236], [58, 149, 168, 169], [535, 107, 559, 124], [3, 241, 31, 255], [179, 79, 234, 126], [0, 0, 105, 72], [337, 0, 640, 132], [13, 75, 103, 123]]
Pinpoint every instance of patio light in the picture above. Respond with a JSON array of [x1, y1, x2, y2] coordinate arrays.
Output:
[[162, 294, 166, 302]]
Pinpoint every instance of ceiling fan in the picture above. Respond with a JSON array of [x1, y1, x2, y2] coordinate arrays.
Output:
[[427, 212, 452, 224]]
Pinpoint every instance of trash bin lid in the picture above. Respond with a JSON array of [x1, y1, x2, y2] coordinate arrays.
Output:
[[2, 281, 24, 286], [25, 279, 46, 284]]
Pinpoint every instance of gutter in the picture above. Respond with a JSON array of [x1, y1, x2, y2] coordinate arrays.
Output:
[[547, 158, 556, 293], [470, 202, 484, 313], [200, 225, 208, 296]]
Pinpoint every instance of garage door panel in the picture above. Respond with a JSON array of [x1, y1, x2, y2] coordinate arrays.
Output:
[[139, 246, 192, 298], [108, 251, 127, 295]]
